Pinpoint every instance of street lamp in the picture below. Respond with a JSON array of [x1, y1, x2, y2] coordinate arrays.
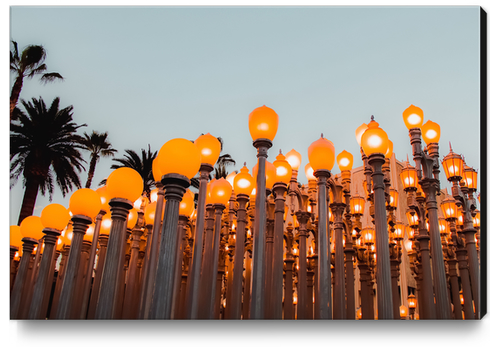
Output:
[[408, 293, 417, 320], [248, 105, 279, 319], [308, 133, 335, 319], [360, 116, 393, 319]]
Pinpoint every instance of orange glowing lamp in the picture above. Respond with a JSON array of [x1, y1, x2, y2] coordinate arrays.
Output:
[[157, 138, 202, 180], [96, 186, 110, 212], [402, 105, 424, 130], [408, 293, 417, 308], [273, 150, 293, 184], [152, 155, 163, 182], [387, 188, 399, 208], [233, 164, 255, 196], [361, 118, 389, 157], [441, 197, 458, 220], [150, 188, 159, 203], [69, 188, 102, 220], [253, 160, 277, 190], [106, 167, 144, 203], [421, 120, 441, 144], [308, 134, 335, 171], [305, 163, 316, 181], [226, 171, 238, 188], [337, 150, 354, 171], [355, 123, 368, 146], [438, 218, 449, 235], [400, 164, 418, 190], [62, 224, 74, 246], [83, 224, 95, 242], [350, 194, 365, 216], [473, 210, 480, 228], [100, 213, 112, 235], [127, 209, 138, 230], [394, 222, 405, 240], [144, 202, 157, 225], [180, 189, 195, 216], [362, 226, 375, 245], [400, 305, 408, 318], [10, 225, 23, 248], [248, 105, 279, 141], [41, 203, 71, 231], [209, 178, 233, 205], [19, 216, 44, 241], [442, 148, 464, 181], [462, 165, 478, 190], [194, 133, 221, 167], [285, 149, 302, 171], [406, 211, 419, 227]]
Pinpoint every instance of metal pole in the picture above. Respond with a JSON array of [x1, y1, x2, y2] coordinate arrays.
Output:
[[271, 183, 287, 319]]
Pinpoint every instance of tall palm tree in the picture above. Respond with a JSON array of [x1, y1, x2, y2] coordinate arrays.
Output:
[[10, 41, 63, 121], [80, 131, 117, 189], [10, 97, 86, 224], [107, 145, 157, 198]]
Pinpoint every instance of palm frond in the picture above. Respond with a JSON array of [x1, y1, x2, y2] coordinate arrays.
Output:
[[40, 72, 63, 84]]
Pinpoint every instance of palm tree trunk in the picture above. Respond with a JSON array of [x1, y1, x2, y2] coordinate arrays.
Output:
[[18, 177, 40, 225], [10, 74, 24, 121], [85, 155, 98, 188]]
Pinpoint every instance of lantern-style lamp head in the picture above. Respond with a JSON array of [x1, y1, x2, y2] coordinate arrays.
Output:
[[248, 105, 279, 141], [442, 147, 464, 181], [441, 196, 458, 220], [400, 164, 418, 190], [337, 150, 354, 171], [421, 120, 441, 144], [127, 209, 138, 230], [180, 189, 195, 216], [350, 194, 365, 216], [305, 163, 316, 181], [96, 186, 110, 212], [285, 149, 301, 171], [387, 188, 399, 208], [394, 222, 405, 240], [355, 123, 369, 146], [400, 305, 408, 318], [438, 217, 449, 235], [462, 165, 478, 190], [308, 134, 335, 171], [10, 225, 23, 248], [402, 105, 424, 130], [360, 117, 389, 157], [69, 188, 102, 220], [209, 178, 233, 205], [157, 138, 202, 180], [252, 160, 277, 190], [406, 211, 419, 227], [473, 210, 480, 228], [106, 167, 144, 203], [273, 150, 293, 184], [362, 226, 375, 245], [233, 164, 255, 196], [194, 133, 221, 167], [41, 203, 71, 231], [408, 293, 417, 308]]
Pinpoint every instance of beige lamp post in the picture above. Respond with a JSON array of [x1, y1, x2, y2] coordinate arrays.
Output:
[[248, 105, 279, 319]]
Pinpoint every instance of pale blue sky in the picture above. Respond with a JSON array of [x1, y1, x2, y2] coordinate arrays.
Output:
[[9, 6, 481, 223]]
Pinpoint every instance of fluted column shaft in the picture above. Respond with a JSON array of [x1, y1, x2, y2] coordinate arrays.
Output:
[[56, 215, 91, 319], [271, 183, 287, 319], [170, 215, 188, 318], [122, 228, 144, 319], [331, 203, 346, 319], [447, 257, 463, 319], [94, 199, 132, 319], [296, 211, 310, 319], [149, 174, 189, 319], [87, 234, 108, 319]]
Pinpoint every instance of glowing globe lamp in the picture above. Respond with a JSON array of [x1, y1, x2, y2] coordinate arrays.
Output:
[[385, 139, 393, 158], [127, 209, 138, 230], [56, 238, 64, 251], [233, 165, 255, 196], [360, 119, 389, 157], [20, 216, 45, 240], [421, 120, 441, 144], [180, 189, 195, 216], [150, 188, 159, 203], [285, 149, 302, 171], [194, 133, 221, 167], [83, 224, 95, 242], [158, 138, 201, 180], [355, 123, 369, 146], [69, 188, 102, 220], [402, 105, 424, 130], [226, 171, 237, 188], [106, 167, 144, 203], [305, 163, 316, 181], [62, 225, 74, 246], [273, 151, 293, 184], [337, 150, 354, 171], [248, 105, 279, 141], [152, 155, 163, 182], [41, 203, 71, 231], [96, 186, 110, 212], [10, 225, 23, 248], [100, 213, 112, 235], [209, 178, 233, 205], [144, 202, 157, 225], [308, 134, 335, 171]]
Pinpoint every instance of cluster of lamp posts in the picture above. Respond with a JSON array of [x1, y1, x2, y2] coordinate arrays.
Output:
[[9, 105, 480, 320]]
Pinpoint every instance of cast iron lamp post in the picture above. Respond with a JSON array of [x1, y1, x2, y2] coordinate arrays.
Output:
[[10, 216, 43, 319], [149, 138, 201, 319], [248, 105, 279, 319], [56, 188, 101, 319], [308, 133, 335, 319], [359, 116, 393, 319], [185, 133, 221, 319], [402, 105, 451, 319], [441, 148, 480, 319], [94, 168, 143, 319], [28, 204, 70, 319]]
